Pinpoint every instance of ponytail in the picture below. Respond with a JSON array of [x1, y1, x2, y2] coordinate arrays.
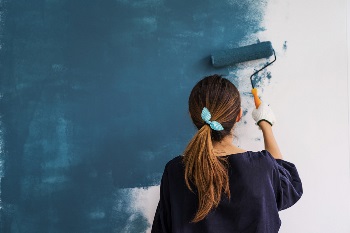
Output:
[[184, 74, 241, 222], [183, 124, 230, 222]]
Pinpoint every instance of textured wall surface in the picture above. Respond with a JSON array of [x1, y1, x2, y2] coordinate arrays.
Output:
[[0, 0, 349, 232], [0, 0, 269, 232]]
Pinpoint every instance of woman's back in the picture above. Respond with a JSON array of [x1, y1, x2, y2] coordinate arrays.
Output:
[[151, 75, 303, 232], [152, 150, 302, 233]]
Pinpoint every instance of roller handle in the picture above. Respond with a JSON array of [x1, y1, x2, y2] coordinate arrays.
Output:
[[251, 88, 261, 109]]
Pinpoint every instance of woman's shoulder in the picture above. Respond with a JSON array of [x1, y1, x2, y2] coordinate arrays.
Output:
[[226, 150, 278, 169], [226, 150, 273, 159], [250, 150, 277, 164], [249, 150, 275, 160], [164, 155, 184, 171]]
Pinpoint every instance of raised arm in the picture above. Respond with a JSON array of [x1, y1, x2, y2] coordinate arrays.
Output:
[[252, 103, 282, 159], [259, 121, 282, 159], [252, 103, 302, 210]]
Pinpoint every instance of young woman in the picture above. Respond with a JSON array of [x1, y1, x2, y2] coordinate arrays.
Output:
[[152, 74, 303, 233]]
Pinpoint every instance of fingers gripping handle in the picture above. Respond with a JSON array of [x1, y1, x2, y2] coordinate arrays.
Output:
[[251, 88, 261, 109]]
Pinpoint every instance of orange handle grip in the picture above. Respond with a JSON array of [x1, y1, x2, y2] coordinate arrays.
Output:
[[251, 88, 261, 109]]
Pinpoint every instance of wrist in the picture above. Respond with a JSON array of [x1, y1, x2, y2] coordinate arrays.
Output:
[[258, 120, 272, 130]]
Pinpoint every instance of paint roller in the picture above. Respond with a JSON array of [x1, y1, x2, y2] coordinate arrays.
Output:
[[211, 41, 276, 108]]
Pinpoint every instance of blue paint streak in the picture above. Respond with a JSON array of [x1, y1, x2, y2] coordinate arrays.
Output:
[[243, 109, 249, 117], [0, 0, 268, 231]]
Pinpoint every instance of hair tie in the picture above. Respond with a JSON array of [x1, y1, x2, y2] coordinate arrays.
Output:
[[201, 107, 224, 131]]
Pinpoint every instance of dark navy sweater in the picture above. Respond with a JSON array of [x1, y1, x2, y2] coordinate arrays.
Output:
[[152, 150, 303, 233]]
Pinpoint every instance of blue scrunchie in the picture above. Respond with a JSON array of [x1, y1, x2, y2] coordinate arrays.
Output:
[[201, 107, 224, 131]]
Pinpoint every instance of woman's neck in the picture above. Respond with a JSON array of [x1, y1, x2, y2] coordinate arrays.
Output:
[[212, 135, 246, 156]]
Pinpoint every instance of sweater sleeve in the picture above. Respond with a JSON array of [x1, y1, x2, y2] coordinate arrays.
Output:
[[151, 165, 172, 233], [273, 157, 303, 211]]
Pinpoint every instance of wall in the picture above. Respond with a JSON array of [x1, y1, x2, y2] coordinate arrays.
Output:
[[0, 0, 349, 232]]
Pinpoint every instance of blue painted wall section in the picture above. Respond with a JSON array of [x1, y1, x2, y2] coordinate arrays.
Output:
[[0, 0, 267, 232]]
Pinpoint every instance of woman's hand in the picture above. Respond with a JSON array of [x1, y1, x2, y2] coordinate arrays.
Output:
[[252, 103, 276, 126]]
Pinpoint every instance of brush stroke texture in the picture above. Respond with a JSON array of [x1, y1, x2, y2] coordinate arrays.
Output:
[[0, 0, 268, 231]]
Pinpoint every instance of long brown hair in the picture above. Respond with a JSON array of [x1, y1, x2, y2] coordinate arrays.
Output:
[[183, 74, 241, 222]]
